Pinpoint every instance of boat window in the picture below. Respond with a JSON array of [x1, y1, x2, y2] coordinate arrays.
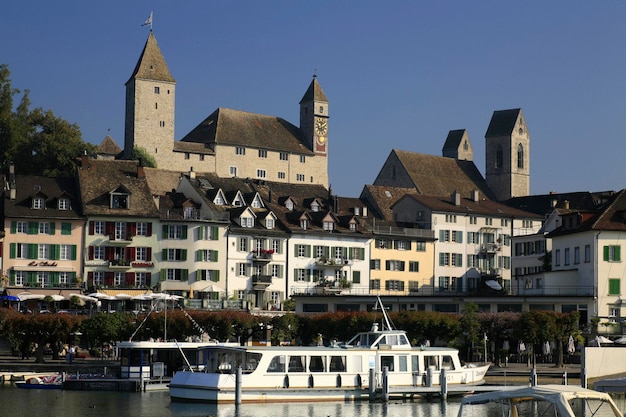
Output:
[[288, 355, 306, 372], [217, 352, 234, 373], [425, 355, 439, 370], [309, 355, 326, 372], [244, 353, 262, 372], [411, 355, 420, 373], [267, 355, 285, 373], [399, 355, 408, 372], [399, 334, 410, 346], [381, 355, 394, 371], [329, 355, 346, 372], [441, 355, 455, 370]]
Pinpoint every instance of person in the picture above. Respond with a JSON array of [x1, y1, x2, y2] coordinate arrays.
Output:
[[69, 346, 75, 364]]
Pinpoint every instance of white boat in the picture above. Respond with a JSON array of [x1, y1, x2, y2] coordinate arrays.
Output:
[[169, 300, 490, 403], [457, 385, 624, 417]]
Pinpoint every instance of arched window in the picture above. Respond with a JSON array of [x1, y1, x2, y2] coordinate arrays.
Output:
[[495, 146, 503, 169], [517, 144, 524, 169]]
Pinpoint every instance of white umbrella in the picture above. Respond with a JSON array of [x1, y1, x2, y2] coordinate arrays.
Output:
[[567, 335, 576, 354], [69, 293, 98, 303], [151, 293, 183, 300], [131, 294, 153, 301], [614, 336, 626, 345], [48, 294, 66, 301], [485, 280, 502, 290], [88, 292, 115, 300], [115, 293, 132, 300], [542, 341, 551, 355], [17, 292, 45, 301], [518, 341, 526, 354]]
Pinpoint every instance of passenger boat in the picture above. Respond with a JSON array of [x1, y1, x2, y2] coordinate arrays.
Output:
[[456, 385, 624, 417], [169, 300, 490, 403]]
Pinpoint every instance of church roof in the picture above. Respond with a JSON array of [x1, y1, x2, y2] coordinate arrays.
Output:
[[97, 135, 122, 156], [299, 76, 328, 103], [391, 150, 495, 200], [126, 32, 175, 84], [180, 108, 313, 155], [442, 129, 466, 151], [485, 108, 522, 138]]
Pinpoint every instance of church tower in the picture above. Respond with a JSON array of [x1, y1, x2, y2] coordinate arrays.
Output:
[[299, 76, 329, 156], [485, 108, 530, 201], [124, 32, 176, 168]]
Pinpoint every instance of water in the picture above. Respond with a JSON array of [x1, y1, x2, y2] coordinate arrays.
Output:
[[1, 386, 624, 417]]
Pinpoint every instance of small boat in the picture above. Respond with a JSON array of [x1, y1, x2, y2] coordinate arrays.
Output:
[[15, 374, 64, 390], [169, 298, 490, 403], [456, 385, 624, 417]]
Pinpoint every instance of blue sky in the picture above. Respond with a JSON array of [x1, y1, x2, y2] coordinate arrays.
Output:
[[2, 1, 626, 197]]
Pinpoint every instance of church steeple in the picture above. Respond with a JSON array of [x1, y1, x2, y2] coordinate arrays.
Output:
[[124, 32, 176, 166], [299, 75, 329, 154]]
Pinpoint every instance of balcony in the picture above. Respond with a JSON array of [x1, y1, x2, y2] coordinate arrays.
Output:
[[252, 250, 274, 263], [479, 243, 500, 253], [314, 257, 350, 268], [109, 259, 131, 269], [252, 275, 272, 290]]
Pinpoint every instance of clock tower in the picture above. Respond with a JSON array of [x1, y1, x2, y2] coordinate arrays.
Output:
[[300, 75, 329, 156]]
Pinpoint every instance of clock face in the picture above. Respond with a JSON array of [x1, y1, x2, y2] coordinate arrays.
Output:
[[314, 118, 327, 135]]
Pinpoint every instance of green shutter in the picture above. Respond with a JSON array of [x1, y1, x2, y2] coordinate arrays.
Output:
[[162, 225, 168, 238], [457, 232, 463, 244], [162, 249, 168, 261], [49, 222, 55, 235], [609, 279, 621, 295], [196, 250, 202, 261], [211, 251, 218, 262], [616, 246, 621, 262], [293, 269, 298, 281], [182, 269, 188, 280], [182, 226, 188, 239], [9, 243, 16, 259], [604, 246, 610, 261], [353, 270, 361, 284], [181, 249, 187, 261], [160, 269, 166, 281], [214, 270, 220, 282], [50, 272, 60, 285], [10, 221, 16, 234], [50, 244, 60, 260], [28, 222, 38, 234], [28, 244, 38, 259], [71, 245, 77, 260], [61, 222, 71, 235], [212, 226, 219, 240], [197, 226, 204, 240]]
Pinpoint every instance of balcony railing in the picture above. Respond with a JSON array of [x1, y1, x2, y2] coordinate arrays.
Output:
[[372, 225, 435, 239], [252, 275, 272, 290], [108, 234, 133, 244], [109, 259, 131, 269], [479, 243, 500, 253], [314, 257, 350, 268], [252, 250, 273, 262]]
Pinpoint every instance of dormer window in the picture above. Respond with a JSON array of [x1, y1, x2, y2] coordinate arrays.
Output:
[[32, 197, 45, 209], [311, 201, 320, 212], [111, 193, 129, 209], [323, 221, 334, 231], [58, 198, 70, 210], [349, 223, 357, 232], [266, 218, 275, 229], [241, 217, 254, 228], [251, 195, 264, 209], [184, 206, 197, 219], [300, 219, 307, 230], [285, 199, 294, 211]]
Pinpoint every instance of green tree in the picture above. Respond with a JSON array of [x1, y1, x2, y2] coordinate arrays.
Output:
[[131, 146, 157, 168], [460, 302, 482, 361], [80, 312, 135, 353], [0, 64, 96, 176]]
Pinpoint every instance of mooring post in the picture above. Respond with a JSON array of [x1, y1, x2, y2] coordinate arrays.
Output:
[[368, 368, 376, 401], [562, 371, 568, 385], [530, 367, 537, 387], [235, 366, 242, 405], [440, 368, 448, 400], [382, 366, 389, 402]]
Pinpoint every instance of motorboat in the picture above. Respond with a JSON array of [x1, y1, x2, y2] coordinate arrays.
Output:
[[15, 374, 64, 389], [457, 385, 623, 417], [169, 299, 490, 403]]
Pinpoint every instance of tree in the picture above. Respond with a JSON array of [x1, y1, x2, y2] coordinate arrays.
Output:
[[131, 146, 157, 168], [460, 302, 482, 361], [0, 64, 96, 176]]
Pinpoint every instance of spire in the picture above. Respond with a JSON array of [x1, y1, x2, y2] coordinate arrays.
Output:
[[126, 32, 175, 85], [299, 75, 328, 104]]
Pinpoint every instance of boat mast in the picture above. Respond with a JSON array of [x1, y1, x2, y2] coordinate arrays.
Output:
[[375, 296, 394, 331]]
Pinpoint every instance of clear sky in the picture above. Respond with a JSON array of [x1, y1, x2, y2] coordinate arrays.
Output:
[[2, 1, 626, 198]]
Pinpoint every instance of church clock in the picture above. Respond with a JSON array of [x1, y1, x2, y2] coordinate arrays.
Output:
[[314, 118, 327, 136]]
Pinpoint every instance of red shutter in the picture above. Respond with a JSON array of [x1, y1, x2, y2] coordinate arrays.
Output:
[[105, 247, 114, 261], [125, 272, 134, 285], [89, 221, 95, 235], [147, 222, 153, 236], [128, 247, 136, 261], [104, 272, 114, 286], [87, 272, 93, 284], [146, 247, 152, 261], [105, 222, 115, 236], [88, 246, 94, 260]]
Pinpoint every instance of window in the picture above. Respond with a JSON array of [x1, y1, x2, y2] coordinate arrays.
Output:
[[272, 239, 281, 254], [299, 155, 306, 163], [136, 247, 148, 261], [164, 248, 187, 261], [296, 174, 305, 181], [239, 238, 248, 252], [38, 244, 49, 260], [237, 263, 249, 276], [111, 193, 129, 209], [93, 246, 105, 260], [256, 169, 266, 179], [564, 248, 570, 266], [323, 221, 334, 231], [60, 245, 72, 261], [445, 214, 457, 223], [279, 152, 289, 161], [396, 240, 408, 250], [266, 218, 275, 229], [165, 269, 187, 281], [370, 279, 381, 290], [14, 271, 25, 286], [385, 280, 405, 291], [258, 149, 267, 158], [16, 221, 27, 233], [386, 260, 405, 271], [409, 261, 419, 272], [574, 247, 580, 264], [469, 216, 477, 225], [296, 244, 308, 257], [555, 249, 561, 266], [236, 147, 245, 155], [370, 259, 381, 270], [39, 222, 51, 235], [33, 197, 45, 209], [37, 271, 50, 287], [241, 217, 254, 228], [501, 219, 508, 227], [495, 145, 503, 168], [485, 217, 493, 226], [278, 172, 285, 179], [609, 278, 621, 295], [154, 86, 160, 94], [135, 272, 147, 287], [93, 271, 104, 286], [415, 241, 426, 251], [94, 221, 105, 235], [229, 166, 238, 177], [166, 225, 186, 239], [585, 245, 591, 263], [517, 144, 524, 169], [604, 245, 621, 262], [58, 198, 70, 210]]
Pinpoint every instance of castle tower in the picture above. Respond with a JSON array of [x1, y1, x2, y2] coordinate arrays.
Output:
[[485, 108, 530, 201], [124, 32, 176, 168], [299, 76, 329, 156]]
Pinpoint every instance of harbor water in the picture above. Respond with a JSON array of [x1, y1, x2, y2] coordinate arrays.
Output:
[[0, 386, 624, 417]]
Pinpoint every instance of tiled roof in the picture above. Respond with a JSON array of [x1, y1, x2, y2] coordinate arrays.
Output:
[[4, 176, 82, 219], [485, 108, 521, 138], [97, 135, 122, 156], [392, 150, 495, 200], [144, 168, 183, 197], [398, 193, 543, 219], [504, 191, 615, 216], [360, 184, 417, 220], [77, 158, 159, 217], [442, 129, 466, 152], [180, 108, 313, 155], [299, 76, 328, 103], [550, 189, 626, 236], [126, 32, 175, 84]]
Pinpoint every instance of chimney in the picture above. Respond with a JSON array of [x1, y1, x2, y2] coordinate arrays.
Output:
[[451, 191, 461, 206], [137, 159, 145, 179], [563, 200, 570, 210], [189, 167, 196, 179], [8, 163, 15, 200], [81, 151, 89, 168], [471, 189, 480, 202]]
